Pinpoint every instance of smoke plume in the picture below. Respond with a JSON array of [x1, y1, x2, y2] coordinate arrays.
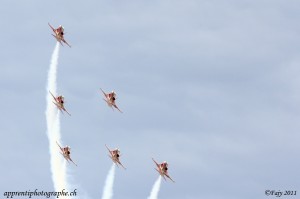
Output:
[[147, 176, 162, 199], [45, 42, 68, 191], [101, 164, 116, 199]]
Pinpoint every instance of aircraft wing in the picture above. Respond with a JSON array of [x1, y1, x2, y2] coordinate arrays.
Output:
[[105, 144, 113, 157], [152, 158, 160, 168], [67, 156, 78, 166], [113, 104, 123, 113], [49, 91, 57, 102], [105, 144, 111, 153], [116, 158, 126, 169], [56, 141, 63, 153], [100, 88, 108, 99], [48, 23, 56, 33], [62, 107, 71, 116], [165, 173, 175, 183], [62, 38, 71, 48]]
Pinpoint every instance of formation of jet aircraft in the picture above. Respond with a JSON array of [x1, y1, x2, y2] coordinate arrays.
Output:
[[48, 23, 175, 182]]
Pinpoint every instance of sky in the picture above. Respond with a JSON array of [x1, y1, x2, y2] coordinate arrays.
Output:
[[0, 0, 300, 198]]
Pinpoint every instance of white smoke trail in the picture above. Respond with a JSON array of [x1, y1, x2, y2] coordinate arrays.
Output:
[[101, 164, 116, 199], [147, 176, 162, 199], [45, 42, 68, 191]]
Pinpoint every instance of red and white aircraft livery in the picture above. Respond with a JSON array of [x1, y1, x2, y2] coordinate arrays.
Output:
[[49, 91, 71, 116], [56, 141, 77, 166], [48, 23, 71, 47], [152, 158, 175, 182], [100, 88, 123, 113], [105, 144, 126, 169]]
